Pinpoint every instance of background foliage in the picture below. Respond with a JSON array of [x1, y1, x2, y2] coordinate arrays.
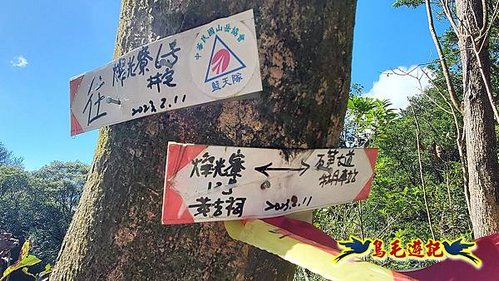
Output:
[[295, 0, 498, 277], [0, 143, 88, 279]]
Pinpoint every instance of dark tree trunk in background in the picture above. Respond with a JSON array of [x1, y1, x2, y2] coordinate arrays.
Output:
[[51, 1, 356, 280], [456, 0, 499, 238]]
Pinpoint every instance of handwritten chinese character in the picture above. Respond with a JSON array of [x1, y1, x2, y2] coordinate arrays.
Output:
[[347, 169, 358, 183], [135, 46, 153, 75], [327, 149, 339, 167], [188, 197, 211, 217], [338, 149, 355, 167], [127, 56, 137, 77], [154, 41, 181, 69], [212, 198, 224, 217], [224, 149, 246, 185], [213, 158, 227, 177], [315, 154, 325, 169], [146, 72, 163, 93], [112, 58, 126, 87], [146, 69, 176, 93], [225, 196, 246, 217], [200, 152, 215, 177], [83, 76, 107, 126], [191, 157, 202, 177], [161, 68, 176, 87]]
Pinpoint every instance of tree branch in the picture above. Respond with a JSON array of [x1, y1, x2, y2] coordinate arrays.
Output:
[[410, 101, 436, 240], [441, 0, 461, 35], [426, 0, 463, 113], [470, 41, 499, 123]]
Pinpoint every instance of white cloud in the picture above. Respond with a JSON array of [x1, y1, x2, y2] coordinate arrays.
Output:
[[364, 65, 433, 110], [10, 55, 29, 68]]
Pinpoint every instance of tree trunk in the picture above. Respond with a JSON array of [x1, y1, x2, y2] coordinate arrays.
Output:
[[457, 0, 499, 238], [51, 0, 356, 280]]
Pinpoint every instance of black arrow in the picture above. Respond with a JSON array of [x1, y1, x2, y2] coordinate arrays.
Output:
[[255, 160, 310, 177]]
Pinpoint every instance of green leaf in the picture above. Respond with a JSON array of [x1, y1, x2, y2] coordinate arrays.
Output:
[[393, 0, 424, 8], [39, 263, 53, 277], [0, 255, 42, 281], [20, 240, 30, 259]]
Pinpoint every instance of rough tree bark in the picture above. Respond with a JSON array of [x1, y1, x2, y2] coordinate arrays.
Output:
[[51, 0, 356, 280], [456, 0, 499, 238]]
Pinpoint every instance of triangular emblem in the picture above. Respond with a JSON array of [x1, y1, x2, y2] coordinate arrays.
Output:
[[204, 35, 246, 83]]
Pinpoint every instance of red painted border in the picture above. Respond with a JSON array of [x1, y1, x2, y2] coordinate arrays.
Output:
[[365, 148, 378, 170], [354, 148, 378, 201], [69, 75, 85, 136], [162, 143, 207, 224], [70, 75, 84, 103], [354, 173, 374, 201], [70, 112, 84, 136]]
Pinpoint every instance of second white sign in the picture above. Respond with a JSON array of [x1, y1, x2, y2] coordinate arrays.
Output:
[[162, 142, 378, 224]]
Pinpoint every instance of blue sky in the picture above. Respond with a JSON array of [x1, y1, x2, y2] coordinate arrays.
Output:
[[1, 1, 438, 170]]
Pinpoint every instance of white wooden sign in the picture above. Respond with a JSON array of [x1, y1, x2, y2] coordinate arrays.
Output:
[[162, 142, 378, 224], [70, 10, 261, 135]]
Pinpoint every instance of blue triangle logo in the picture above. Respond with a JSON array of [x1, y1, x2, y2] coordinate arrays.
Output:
[[204, 35, 246, 83]]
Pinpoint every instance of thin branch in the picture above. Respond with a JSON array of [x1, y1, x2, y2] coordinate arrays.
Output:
[[415, 68, 455, 114], [419, 65, 472, 216], [425, 92, 453, 114], [461, 2, 478, 37], [358, 201, 365, 240], [425, 0, 463, 113], [469, 0, 482, 34], [6, 251, 11, 281], [390, 66, 454, 114], [374, 213, 403, 239], [445, 163, 452, 206], [441, 0, 461, 35], [470, 42, 499, 123], [460, 0, 499, 123], [386, 58, 473, 216], [448, 101, 471, 214], [410, 102, 436, 240], [481, 0, 488, 34]]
